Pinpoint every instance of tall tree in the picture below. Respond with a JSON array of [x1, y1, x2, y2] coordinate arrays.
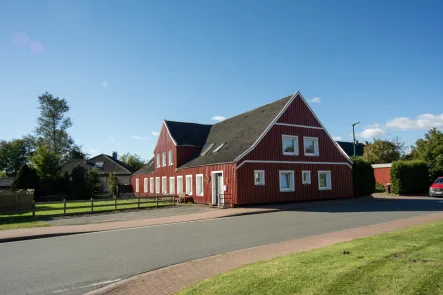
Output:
[[64, 145, 89, 162], [11, 164, 39, 190], [35, 92, 73, 159], [0, 138, 33, 176], [119, 153, 145, 170], [362, 138, 403, 164], [30, 145, 61, 194], [412, 128, 443, 181]]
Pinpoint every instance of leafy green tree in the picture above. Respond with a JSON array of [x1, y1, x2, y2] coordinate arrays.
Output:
[[31, 145, 61, 194], [86, 169, 100, 196], [69, 165, 87, 199], [0, 171, 6, 178], [11, 164, 40, 190], [107, 173, 120, 196], [412, 128, 443, 181], [0, 138, 33, 176], [362, 138, 403, 164], [119, 153, 145, 170], [64, 145, 89, 162]]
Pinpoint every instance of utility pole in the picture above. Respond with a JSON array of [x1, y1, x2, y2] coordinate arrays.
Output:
[[352, 122, 360, 158]]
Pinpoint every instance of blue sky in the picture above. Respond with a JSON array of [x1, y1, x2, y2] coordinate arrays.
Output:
[[1, 0, 442, 160]]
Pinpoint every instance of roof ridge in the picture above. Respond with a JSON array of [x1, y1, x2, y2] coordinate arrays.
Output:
[[164, 120, 212, 126], [102, 154, 134, 174]]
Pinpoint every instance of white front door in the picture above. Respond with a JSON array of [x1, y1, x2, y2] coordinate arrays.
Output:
[[211, 172, 223, 206]]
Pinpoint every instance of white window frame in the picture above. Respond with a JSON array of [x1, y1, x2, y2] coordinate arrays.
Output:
[[169, 177, 175, 194], [162, 176, 167, 194], [196, 174, 204, 196], [303, 136, 319, 156], [177, 176, 183, 194], [302, 170, 311, 184], [212, 142, 226, 153], [155, 177, 160, 194], [254, 170, 265, 185], [162, 152, 166, 167], [135, 178, 140, 193], [144, 178, 148, 193], [150, 177, 154, 193], [318, 171, 332, 190], [279, 170, 295, 192], [185, 175, 192, 195], [282, 135, 299, 156], [156, 154, 160, 168], [168, 150, 173, 166]]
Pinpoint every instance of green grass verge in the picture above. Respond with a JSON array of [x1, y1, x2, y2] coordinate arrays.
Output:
[[177, 220, 443, 295], [0, 218, 50, 231]]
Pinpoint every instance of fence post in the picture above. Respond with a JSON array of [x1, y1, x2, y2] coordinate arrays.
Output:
[[138, 196, 140, 209], [32, 200, 35, 217], [156, 196, 158, 208], [91, 198, 94, 212], [63, 199, 66, 216], [115, 197, 117, 210]]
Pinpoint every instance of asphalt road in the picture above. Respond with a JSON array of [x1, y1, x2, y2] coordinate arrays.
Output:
[[2, 197, 443, 295]]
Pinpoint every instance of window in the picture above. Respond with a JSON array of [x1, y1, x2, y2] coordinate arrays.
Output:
[[254, 170, 265, 185], [135, 178, 139, 193], [156, 154, 160, 168], [94, 162, 104, 169], [201, 143, 214, 156], [144, 178, 148, 193], [196, 174, 203, 196], [302, 171, 311, 184], [168, 150, 173, 166], [318, 171, 332, 190], [304, 137, 319, 156], [282, 135, 298, 155], [162, 152, 166, 167], [177, 176, 183, 194], [169, 177, 175, 194], [150, 178, 154, 193], [213, 142, 226, 153], [186, 175, 192, 195], [155, 177, 160, 194], [279, 170, 295, 192], [162, 176, 167, 194]]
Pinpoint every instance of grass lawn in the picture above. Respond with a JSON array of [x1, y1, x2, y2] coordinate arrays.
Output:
[[0, 218, 50, 231], [177, 220, 443, 295]]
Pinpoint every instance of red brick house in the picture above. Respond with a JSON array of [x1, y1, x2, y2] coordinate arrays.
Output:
[[132, 92, 353, 206]]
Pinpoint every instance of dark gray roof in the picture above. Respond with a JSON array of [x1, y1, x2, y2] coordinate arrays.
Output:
[[179, 95, 292, 169], [0, 177, 14, 188], [336, 141, 365, 157], [133, 158, 155, 175], [165, 121, 212, 146], [62, 154, 135, 175]]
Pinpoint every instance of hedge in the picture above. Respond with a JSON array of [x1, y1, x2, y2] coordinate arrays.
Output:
[[390, 160, 429, 194], [352, 158, 375, 196]]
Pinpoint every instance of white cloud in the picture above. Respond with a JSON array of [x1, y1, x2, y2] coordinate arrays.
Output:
[[211, 116, 226, 122], [109, 136, 115, 141], [88, 149, 99, 154], [356, 127, 388, 139], [132, 135, 147, 140], [101, 81, 108, 88], [332, 136, 342, 141], [308, 97, 321, 103], [386, 113, 443, 130], [152, 131, 160, 136]]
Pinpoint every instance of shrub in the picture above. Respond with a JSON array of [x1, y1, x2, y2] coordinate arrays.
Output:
[[108, 173, 120, 196], [11, 164, 40, 190], [375, 182, 385, 193], [69, 165, 88, 199], [352, 157, 376, 196], [390, 160, 429, 194]]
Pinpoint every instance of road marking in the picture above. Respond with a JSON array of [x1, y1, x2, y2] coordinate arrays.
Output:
[[52, 279, 121, 293]]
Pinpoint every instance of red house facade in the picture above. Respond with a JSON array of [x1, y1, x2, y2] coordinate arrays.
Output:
[[132, 92, 354, 206]]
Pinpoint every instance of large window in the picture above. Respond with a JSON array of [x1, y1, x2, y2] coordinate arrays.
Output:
[[169, 177, 175, 194], [135, 178, 139, 193], [144, 178, 148, 193], [254, 170, 265, 185], [162, 152, 166, 167], [162, 176, 167, 194], [302, 171, 311, 184], [156, 154, 160, 168], [279, 170, 295, 192], [186, 175, 192, 195], [304, 137, 319, 156], [168, 150, 173, 166], [282, 135, 298, 155], [196, 174, 203, 196], [318, 171, 332, 190], [177, 176, 183, 194], [155, 177, 160, 194], [150, 178, 154, 193]]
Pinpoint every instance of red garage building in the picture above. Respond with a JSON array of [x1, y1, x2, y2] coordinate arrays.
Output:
[[132, 92, 353, 206]]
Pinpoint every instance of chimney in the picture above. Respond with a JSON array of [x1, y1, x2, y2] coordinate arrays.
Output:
[[112, 151, 118, 160]]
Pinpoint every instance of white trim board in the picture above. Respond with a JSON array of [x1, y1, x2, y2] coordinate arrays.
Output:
[[274, 123, 324, 130], [372, 163, 392, 168], [236, 160, 352, 169]]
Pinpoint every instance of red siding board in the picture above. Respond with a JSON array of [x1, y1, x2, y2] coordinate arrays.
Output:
[[374, 167, 391, 185], [277, 94, 322, 127]]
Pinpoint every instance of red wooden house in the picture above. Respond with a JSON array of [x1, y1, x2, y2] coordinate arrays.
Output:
[[132, 92, 353, 206]]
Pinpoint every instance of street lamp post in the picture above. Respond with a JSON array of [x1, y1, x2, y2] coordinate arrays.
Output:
[[352, 122, 360, 158]]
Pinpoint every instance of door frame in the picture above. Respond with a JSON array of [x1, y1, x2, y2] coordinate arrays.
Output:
[[211, 171, 224, 206]]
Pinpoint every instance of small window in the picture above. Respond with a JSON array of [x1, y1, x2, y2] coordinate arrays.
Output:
[[156, 154, 160, 168], [155, 177, 160, 194], [150, 178, 154, 193], [302, 171, 311, 184], [304, 137, 319, 156], [177, 176, 183, 194], [169, 177, 175, 194], [318, 171, 332, 190], [162, 176, 167, 194], [282, 135, 298, 155], [135, 178, 139, 193], [162, 152, 166, 167], [196, 174, 204, 196], [186, 175, 192, 195], [201, 144, 214, 156], [144, 178, 148, 193], [279, 170, 295, 192], [254, 170, 265, 185], [94, 162, 104, 169], [213, 142, 226, 153], [168, 150, 173, 166]]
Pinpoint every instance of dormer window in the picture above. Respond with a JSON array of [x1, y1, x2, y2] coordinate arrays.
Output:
[[213, 142, 226, 153], [201, 143, 214, 156], [94, 162, 104, 169]]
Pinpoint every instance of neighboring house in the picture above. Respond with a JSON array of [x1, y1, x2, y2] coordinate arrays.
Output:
[[0, 178, 14, 190], [336, 141, 365, 158], [62, 152, 135, 192], [132, 92, 353, 206], [372, 163, 392, 185]]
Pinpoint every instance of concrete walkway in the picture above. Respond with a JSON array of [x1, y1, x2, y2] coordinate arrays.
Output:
[[86, 211, 443, 295]]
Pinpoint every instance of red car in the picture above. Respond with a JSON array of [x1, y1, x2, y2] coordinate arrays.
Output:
[[429, 177, 443, 197]]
